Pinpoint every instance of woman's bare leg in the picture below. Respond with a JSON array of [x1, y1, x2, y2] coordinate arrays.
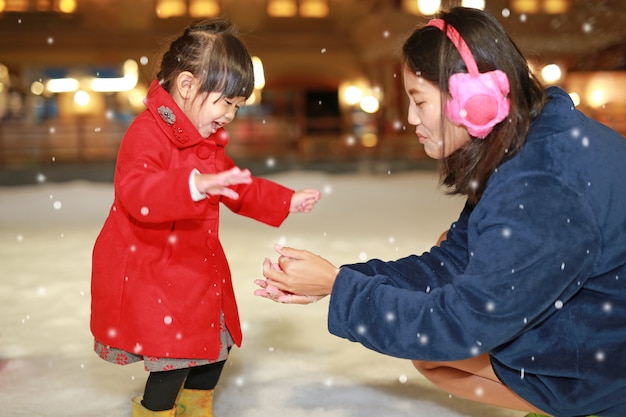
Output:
[[412, 353, 547, 414]]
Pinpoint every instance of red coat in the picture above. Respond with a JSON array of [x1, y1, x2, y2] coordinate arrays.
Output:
[[91, 81, 294, 360]]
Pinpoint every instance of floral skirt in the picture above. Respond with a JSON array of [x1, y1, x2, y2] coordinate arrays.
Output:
[[94, 313, 233, 372]]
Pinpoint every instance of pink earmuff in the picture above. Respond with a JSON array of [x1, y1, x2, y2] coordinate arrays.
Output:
[[428, 19, 510, 138]]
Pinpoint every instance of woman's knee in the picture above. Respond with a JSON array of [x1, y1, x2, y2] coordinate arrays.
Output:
[[411, 359, 442, 375]]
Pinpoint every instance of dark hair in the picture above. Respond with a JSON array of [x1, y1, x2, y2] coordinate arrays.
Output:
[[402, 7, 546, 204], [157, 17, 254, 100]]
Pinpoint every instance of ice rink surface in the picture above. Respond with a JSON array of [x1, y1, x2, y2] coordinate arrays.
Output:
[[0, 169, 524, 417]]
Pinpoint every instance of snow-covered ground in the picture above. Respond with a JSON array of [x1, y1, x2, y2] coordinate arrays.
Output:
[[0, 169, 525, 417]]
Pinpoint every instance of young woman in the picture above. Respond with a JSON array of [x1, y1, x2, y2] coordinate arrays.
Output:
[[256, 7, 626, 417], [90, 18, 320, 417]]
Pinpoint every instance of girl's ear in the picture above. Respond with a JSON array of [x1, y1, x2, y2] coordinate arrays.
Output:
[[175, 71, 195, 100]]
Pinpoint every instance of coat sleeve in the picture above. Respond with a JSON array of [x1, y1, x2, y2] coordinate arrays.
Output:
[[220, 154, 294, 227], [327, 173, 601, 361], [113, 118, 209, 223]]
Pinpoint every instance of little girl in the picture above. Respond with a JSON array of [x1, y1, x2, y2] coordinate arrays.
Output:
[[90, 18, 320, 417]]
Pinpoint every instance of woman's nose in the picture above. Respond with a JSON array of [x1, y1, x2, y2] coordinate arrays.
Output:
[[407, 107, 420, 126]]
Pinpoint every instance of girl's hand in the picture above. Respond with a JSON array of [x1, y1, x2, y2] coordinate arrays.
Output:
[[195, 167, 252, 200], [259, 244, 339, 298], [290, 188, 321, 213], [253, 278, 325, 304]]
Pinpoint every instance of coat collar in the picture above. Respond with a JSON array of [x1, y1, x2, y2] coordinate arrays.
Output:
[[143, 80, 229, 149], [527, 86, 584, 142]]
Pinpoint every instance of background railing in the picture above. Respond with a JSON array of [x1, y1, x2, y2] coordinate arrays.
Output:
[[0, 117, 428, 168]]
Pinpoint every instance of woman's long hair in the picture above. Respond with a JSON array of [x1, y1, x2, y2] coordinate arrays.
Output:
[[402, 7, 546, 204]]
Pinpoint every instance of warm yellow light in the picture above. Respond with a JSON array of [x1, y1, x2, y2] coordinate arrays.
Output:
[[566, 71, 626, 110], [543, 0, 569, 14], [74, 90, 91, 107], [189, 0, 219, 17], [402, 0, 419, 14], [461, 0, 485, 10], [0, 64, 8, 82], [3, 0, 28, 12], [569, 92, 580, 107], [541, 64, 562, 84], [343, 86, 363, 106], [511, 0, 540, 14], [156, 0, 186, 18], [417, 0, 441, 15], [46, 78, 79, 93], [361, 133, 378, 148], [127, 87, 148, 112], [252, 56, 265, 90], [36, 0, 48, 11], [58, 0, 77, 13], [31, 81, 45, 95], [588, 88, 607, 108], [90, 59, 138, 92], [300, 0, 328, 18], [246, 90, 261, 105], [267, 0, 297, 17], [360, 96, 380, 113]]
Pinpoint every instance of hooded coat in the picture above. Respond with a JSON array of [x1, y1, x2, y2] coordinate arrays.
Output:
[[91, 80, 294, 360]]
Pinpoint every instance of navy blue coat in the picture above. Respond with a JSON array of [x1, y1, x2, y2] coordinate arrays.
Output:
[[328, 87, 626, 417]]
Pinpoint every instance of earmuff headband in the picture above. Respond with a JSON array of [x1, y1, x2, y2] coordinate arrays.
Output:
[[425, 18, 511, 138], [428, 18, 479, 76]]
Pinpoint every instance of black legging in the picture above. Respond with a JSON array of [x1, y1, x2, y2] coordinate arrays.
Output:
[[141, 360, 227, 411]]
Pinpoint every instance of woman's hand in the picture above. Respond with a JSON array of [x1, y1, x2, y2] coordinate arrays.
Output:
[[290, 189, 321, 213], [194, 167, 252, 200], [255, 244, 339, 304]]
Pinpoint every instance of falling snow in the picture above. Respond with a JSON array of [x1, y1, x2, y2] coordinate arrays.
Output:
[[0, 170, 523, 417]]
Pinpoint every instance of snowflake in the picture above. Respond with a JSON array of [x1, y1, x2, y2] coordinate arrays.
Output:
[[582, 137, 590, 147]]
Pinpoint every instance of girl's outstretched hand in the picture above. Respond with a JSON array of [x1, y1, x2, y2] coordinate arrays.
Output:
[[194, 167, 252, 200], [254, 244, 338, 304], [290, 188, 321, 213]]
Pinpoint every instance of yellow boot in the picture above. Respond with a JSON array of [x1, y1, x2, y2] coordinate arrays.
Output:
[[132, 397, 176, 417], [175, 389, 214, 417]]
